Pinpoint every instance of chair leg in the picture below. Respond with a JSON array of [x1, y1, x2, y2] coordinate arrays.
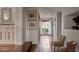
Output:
[[54, 46, 55, 52]]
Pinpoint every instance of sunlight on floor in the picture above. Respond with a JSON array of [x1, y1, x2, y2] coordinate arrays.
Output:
[[36, 36, 52, 52]]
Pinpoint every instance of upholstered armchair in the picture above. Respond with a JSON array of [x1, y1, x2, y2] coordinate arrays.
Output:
[[58, 40, 77, 52], [65, 41, 77, 52], [51, 35, 65, 51]]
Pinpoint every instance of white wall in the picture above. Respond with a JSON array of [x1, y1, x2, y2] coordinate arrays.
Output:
[[52, 12, 62, 39], [11, 7, 39, 45], [15, 7, 23, 45], [23, 8, 39, 44], [64, 16, 73, 29], [22, 8, 26, 44], [62, 8, 79, 46], [63, 30, 79, 42], [0, 7, 23, 45], [57, 12, 61, 38]]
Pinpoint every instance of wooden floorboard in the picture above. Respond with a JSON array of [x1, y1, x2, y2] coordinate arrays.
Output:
[[0, 44, 36, 52]]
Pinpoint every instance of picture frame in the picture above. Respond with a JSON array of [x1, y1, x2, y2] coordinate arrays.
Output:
[[27, 10, 37, 21], [1, 7, 12, 24], [27, 21, 37, 30]]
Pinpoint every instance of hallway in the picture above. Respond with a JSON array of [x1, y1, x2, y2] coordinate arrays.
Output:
[[35, 36, 53, 52]]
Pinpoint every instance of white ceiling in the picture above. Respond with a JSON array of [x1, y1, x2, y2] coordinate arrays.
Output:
[[38, 7, 79, 18]]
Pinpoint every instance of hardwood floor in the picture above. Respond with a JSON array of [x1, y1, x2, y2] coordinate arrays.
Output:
[[0, 36, 78, 52], [35, 36, 52, 52], [0, 42, 37, 52], [0, 36, 52, 52], [0, 44, 22, 52]]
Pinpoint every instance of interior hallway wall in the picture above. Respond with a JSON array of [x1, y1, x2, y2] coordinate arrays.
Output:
[[15, 7, 23, 45], [22, 7, 39, 44]]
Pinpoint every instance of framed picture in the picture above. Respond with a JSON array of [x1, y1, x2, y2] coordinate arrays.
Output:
[[1, 7, 12, 24], [27, 21, 37, 30], [27, 10, 37, 21]]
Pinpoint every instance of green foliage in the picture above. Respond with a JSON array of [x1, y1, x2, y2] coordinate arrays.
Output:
[[42, 28, 49, 33]]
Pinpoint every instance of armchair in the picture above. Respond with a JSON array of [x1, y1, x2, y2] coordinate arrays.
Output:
[[51, 35, 65, 51]]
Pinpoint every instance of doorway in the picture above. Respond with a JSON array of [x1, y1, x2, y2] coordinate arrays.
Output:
[[36, 19, 53, 52], [40, 20, 52, 36]]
